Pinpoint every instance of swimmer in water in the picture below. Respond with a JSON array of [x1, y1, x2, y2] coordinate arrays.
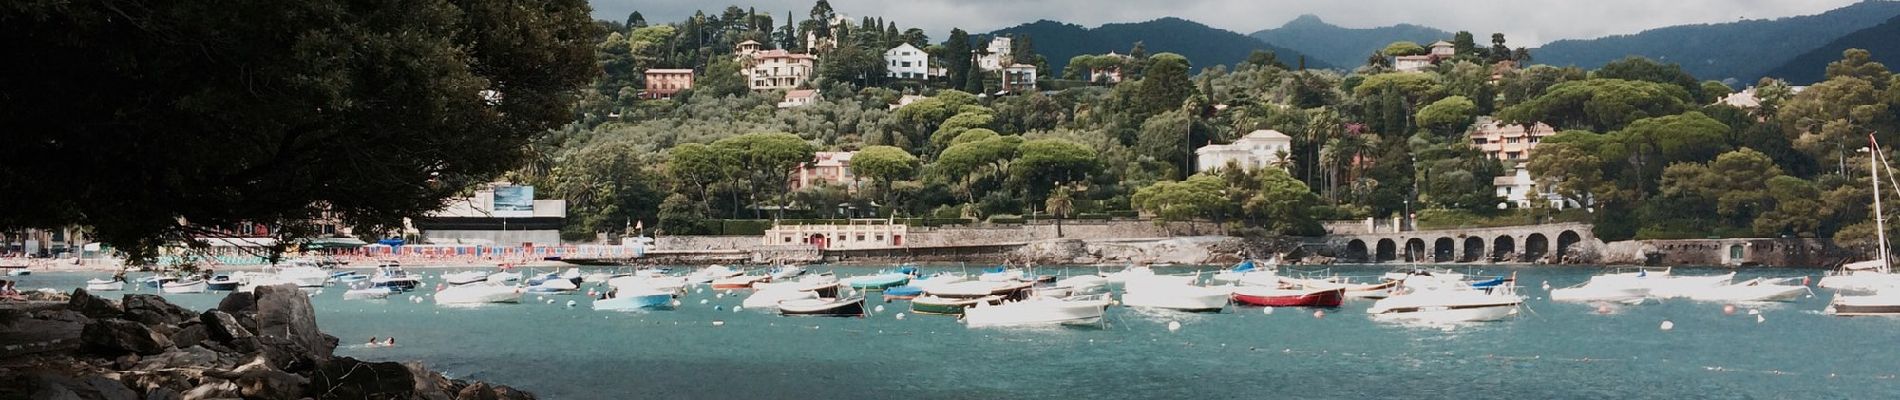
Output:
[[385, 337, 395, 346], [367, 337, 379, 346]]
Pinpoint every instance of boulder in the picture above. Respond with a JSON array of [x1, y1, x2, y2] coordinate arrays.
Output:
[[199, 310, 253, 342], [180, 381, 239, 400], [68, 288, 123, 318], [169, 324, 208, 349], [405, 362, 458, 400], [216, 290, 255, 314], [252, 285, 334, 358], [136, 346, 226, 371], [224, 356, 308, 400], [306, 357, 415, 399], [121, 295, 196, 327], [145, 387, 182, 400], [82, 375, 140, 400], [82, 319, 174, 355], [232, 336, 316, 373], [455, 382, 535, 400], [34, 309, 93, 324]]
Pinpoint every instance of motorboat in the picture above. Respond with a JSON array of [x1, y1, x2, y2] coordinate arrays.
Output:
[[978, 266, 1027, 282], [1210, 259, 1275, 283], [85, 278, 125, 292], [557, 268, 584, 286], [1594, 271, 1734, 299], [1120, 284, 1230, 312], [487, 271, 523, 284], [1102, 266, 1154, 284], [768, 265, 807, 280], [1054, 275, 1107, 294], [343, 286, 398, 300], [161, 279, 208, 294], [963, 294, 1113, 328], [778, 296, 867, 316], [443, 271, 491, 286], [1682, 278, 1808, 303], [525, 277, 579, 294], [1230, 287, 1345, 308], [911, 294, 1005, 315], [1121, 274, 1199, 291], [4, 266, 30, 276], [142, 275, 180, 289], [743, 288, 818, 309], [845, 272, 910, 290], [1819, 263, 1900, 292], [687, 265, 744, 284], [711, 274, 772, 290], [1281, 277, 1400, 299], [206, 274, 244, 291], [1827, 289, 1900, 315], [1368, 286, 1523, 323], [369, 263, 422, 291], [1549, 283, 1652, 305], [332, 272, 370, 284], [594, 287, 675, 311], [909, 272, 969, 289], [435, 284, 523, 304], [1825, 136, 1900, 294], [275, 265, 332, 288]]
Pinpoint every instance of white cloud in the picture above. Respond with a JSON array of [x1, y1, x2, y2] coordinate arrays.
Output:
[[593, 0, 1862, 46]]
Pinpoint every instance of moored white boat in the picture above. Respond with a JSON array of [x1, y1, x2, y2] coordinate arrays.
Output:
[[1368, 286, 1522, 323], [768, 265, 806, 280], [1601, 272, 1734, 299], [778, 296, 867, 316], [435, 284, 523, 304], [711, 274, 772, 290], [1549, 284, 1651, 304], [1683, 278, 1807, 302], [344, 286, 398, 300], [1120, 284, 1229, 312], [978, 267, 1027, 282], [1101, 266, 1154, 284], [1054, 275, 1107, 294], [161, 279, 208, 294], [1819, 268, 1900, 292], [1210, 259, 1275, 283], [687, 265, 743, 284], [443, 271, 491, 286], [594, 288, 675, 311], [85, 279, 125, 292], [963, 295, 1112, 328], [276, 266, 332, 288]]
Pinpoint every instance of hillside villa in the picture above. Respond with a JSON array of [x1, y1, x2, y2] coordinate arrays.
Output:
[[746, 49, 817, 91], [789, 151, 860, 193], [641, 68, 693, 99], [885, 43, 930, 79], [1194, 129, 1293, 172]]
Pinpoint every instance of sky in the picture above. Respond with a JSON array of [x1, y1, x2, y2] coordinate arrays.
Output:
[[590, 0, 1865, 46]]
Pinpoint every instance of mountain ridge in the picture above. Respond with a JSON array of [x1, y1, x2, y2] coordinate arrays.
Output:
[[1249, 14, 1453, 69], [990, 17, 1326, 76]]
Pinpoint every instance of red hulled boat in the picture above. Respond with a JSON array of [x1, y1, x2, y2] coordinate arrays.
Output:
[[1231, 287, 1345, 307]]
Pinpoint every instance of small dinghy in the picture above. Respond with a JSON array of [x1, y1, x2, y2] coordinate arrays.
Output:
[[1210, 259, 1275, 283], [162, 279, 208, 294], [85, 279, 125, 292], [1054, 275, 1107, 294], [594, 288, 675, 311], [778, 296, 867, 316], [882, 285, 926, 300], [142, 275, 180, 289], [1550, 283, 1651, 304], [769, 265, 807, 280], [687, 265, 744, 284], [333, 273, 370, 284], [978, 266, 1026, 282], [1230, 287, 1345, 308], [1120, 284, 1230, 312]]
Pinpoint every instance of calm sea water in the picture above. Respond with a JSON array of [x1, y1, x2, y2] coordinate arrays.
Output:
[[16, 265, 1900, 399]]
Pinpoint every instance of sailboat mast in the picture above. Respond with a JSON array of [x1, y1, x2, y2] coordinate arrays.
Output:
[[1873, 133, 1891, 274]]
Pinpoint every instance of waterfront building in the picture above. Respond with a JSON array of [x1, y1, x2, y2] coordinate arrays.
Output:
[[746, 50, 817, 91], [763, 219, 906, 249], [789, 151, 859, 193], [409, 183, 567, 245], [884, 43, 930, 79], [1494, 166, 1578, 209], [1195, 129, 1294, 172], [1470, 119, 1556, 163], [641, 68, 693, 99]]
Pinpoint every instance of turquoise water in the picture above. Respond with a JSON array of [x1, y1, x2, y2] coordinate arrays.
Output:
[[16, 265, 1900, 399]]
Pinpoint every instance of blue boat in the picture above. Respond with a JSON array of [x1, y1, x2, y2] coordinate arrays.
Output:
[[1469, 277, 1509, 289], [593, 290, 674, 311], [883, 285, 925, 299], [845, 272, 910, 290]]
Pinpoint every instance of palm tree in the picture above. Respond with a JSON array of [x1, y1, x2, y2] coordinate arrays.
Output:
[[1044, 186, 1074, 237]]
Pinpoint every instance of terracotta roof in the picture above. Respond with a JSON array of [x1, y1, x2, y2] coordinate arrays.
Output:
[[784, 89, 818, 100], [754, 49, 817, 60]]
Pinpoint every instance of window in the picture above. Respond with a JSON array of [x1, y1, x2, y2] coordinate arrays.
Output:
[[1529, 137, 1541, 143], [1473, 139, 1487, 145], [856, 235, 865, 241], [784, 237, 792, 243], [901, 62, 912, 68]]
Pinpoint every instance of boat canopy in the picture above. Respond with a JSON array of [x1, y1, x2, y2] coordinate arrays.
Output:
[[984, 266, 1006, 273], [1469, 277, 1508, 288], [301, 237, 368, 249], [897, 266, 919, 275], [1230, 260, 1256, 272]]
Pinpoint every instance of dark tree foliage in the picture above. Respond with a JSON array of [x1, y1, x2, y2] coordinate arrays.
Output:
[[0, 0, 600, 261]]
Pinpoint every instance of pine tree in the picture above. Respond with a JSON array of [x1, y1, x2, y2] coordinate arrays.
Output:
[[945, 29, 973, 90], [779, 12, 797, 50], [628, 11, 646, 29]]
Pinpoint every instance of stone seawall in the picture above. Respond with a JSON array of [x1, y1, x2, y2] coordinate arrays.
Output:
[[1595, 238, 1854, 267]]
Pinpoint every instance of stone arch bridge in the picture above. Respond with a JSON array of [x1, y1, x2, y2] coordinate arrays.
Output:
[[1325, 223, 1596, 264]]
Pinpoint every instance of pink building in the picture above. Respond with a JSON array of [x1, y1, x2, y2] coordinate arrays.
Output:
[[789, 151, 859, 192], [1470, 120, 1556, 163], [642, 69, 693, 99]]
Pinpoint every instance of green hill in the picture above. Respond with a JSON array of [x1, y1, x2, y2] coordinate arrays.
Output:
[[1763, 15, 1900, 84], [990, 17, 1327, 75], [1533, 0, 1900, 83], [1249, 14, 1451, 70]]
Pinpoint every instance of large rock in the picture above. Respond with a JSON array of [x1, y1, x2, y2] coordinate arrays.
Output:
[[406, 362, 459, 400], [216, 290, 255, 314], [169, 324, 208, 349], [135, 346, 229, 371], [306, 357, 416, 399], [82, 319, 173, 355], [216, 356, 307, 400], [455, 381, 536, 400], [200, 310, 253, 342], [252, 284, 335, 358], [68, 288, 123, 318], [121, 294, 196, 327]]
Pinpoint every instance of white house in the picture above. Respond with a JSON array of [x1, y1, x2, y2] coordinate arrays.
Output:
[[884, 43, 930, 79], [1495, 166, 1581, 209], [778, 89, 818, 108], [747, 49, 817, 91], [1195, 129, 1293, 172], [976, 36, 1012, 71]]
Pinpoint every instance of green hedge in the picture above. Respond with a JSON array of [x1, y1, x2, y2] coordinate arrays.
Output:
[[1108, 210, 1139, 218]]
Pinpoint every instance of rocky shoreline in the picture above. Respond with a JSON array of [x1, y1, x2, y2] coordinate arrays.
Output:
[[0, 285, 535, 400]]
